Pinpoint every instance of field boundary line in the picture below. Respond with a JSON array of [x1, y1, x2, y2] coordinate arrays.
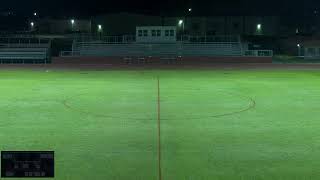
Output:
[[157, 76, 162, 180]]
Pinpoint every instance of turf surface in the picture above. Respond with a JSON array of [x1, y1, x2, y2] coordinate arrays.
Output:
[[0, 69, 320, 180]]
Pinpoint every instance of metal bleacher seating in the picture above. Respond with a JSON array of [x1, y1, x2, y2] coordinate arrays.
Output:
[[59, 34, 274, 64], [69, 38, 243, 58], [59, 34, 272, 64], [0, 37, 51, 64]]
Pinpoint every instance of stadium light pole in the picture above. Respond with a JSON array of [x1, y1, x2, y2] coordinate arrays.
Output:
[[178, 19, 185, 36], [98, 24, 102, 32], [30, 22, 35, 31], [186, 7, 192, 40], [71, 19, 75, 32], [178, 19, 184, 26], [98, 24, 103, 40], [257, 24, 261, 30], [256, 24, 262, 35]]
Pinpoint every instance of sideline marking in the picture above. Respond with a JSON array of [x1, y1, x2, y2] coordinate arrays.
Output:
[[157, 77, 162, 180]]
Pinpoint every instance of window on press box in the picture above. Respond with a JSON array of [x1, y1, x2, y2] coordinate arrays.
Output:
[[143, 30, 148, 36]]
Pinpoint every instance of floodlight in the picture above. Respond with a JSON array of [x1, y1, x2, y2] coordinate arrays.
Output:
[[98, 24, 102, 31], [257, 24, 261, 30], [178, 20, 184, 26]]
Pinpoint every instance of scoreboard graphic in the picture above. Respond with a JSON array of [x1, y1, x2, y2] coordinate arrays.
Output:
[[1, 151, 54, 178]]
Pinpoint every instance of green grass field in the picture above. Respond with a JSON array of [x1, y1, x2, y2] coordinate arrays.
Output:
[[1, 69, 320, 180]]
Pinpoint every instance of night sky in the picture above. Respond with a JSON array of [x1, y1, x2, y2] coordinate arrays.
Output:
[[1, 0, 319, 17]]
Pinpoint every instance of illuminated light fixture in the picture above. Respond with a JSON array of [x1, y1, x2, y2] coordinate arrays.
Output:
[[34, 12, 37, 16], [71, 19, 75, 25], [178, 20, 184, 26], [30, 22, 34, 27], [188, 8, 192, 12], [257, 24, 262, 31], [297, 44, 301, 47], [98, 24, 102, 31]]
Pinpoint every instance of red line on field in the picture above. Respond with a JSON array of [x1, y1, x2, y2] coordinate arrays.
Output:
[[157, 77, 162, 180]]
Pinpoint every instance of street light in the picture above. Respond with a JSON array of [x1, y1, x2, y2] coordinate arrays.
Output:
[[71, 19, 75, 25], [34, 12, 37, 16], [188, 8, 192, 12]]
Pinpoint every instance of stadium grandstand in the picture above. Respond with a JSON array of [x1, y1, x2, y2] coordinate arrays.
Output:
[[58, 26, 273, 64]]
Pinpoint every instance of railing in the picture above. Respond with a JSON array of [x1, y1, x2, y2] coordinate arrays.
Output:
[[60, 51, 81, 57], [244, 50, 273, 57], [73, 35, 136, 44], [72, 34, 240, 44], [0, 37, 51, 45], [178, 35, 240, 43], [0, 51, 48, 60], [62, 44, 273, 58], [62, 42, 243, 57]]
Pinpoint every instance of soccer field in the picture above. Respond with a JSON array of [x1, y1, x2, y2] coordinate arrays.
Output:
[[1, 69, 320, 180]]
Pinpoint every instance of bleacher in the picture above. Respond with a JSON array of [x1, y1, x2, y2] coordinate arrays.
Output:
[[0, 37, 51, 64], [181, 43, 242, 56], [58, 33, 273, 64], [69, 36, 243, 58]]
